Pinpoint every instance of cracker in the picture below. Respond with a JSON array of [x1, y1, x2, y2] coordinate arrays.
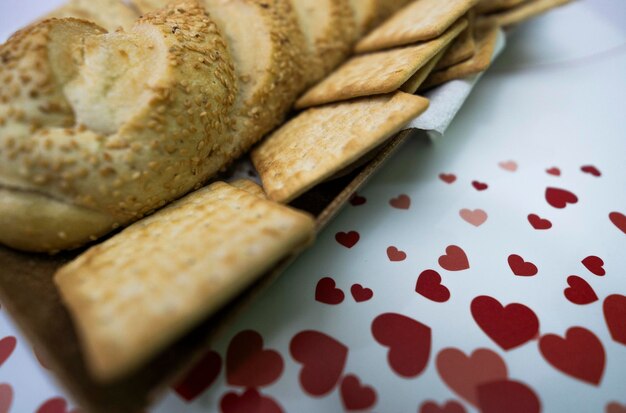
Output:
[[479, 0, 572, 27], [230, 179, 267, 198], [400, 47, 448, 94], [435, 11, 476, 70], [476, 0, 528, 14], [295, 19, 466, 109], [421, 24, 499, 90], [55, 182, 315, 381], [355, 0, 478, 53], [253, 92, 429, 203]]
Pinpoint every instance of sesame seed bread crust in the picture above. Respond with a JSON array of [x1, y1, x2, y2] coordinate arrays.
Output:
[[54, 181, 315, 381], [46, 0, 139, 31]]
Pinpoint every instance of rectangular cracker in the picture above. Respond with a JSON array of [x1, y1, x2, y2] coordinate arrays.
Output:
[[479, 0, 572, 27], [435, 11, 476, 70], [421, 24, 499, 90], [400, 47, 448, 94], [253, 92, 430, 203], [55, 182, 315, 381], [356, 0, 479, 53], [476, 0, 528, 14], [229, 179, 267, 198], [295, 19, 466, 109]]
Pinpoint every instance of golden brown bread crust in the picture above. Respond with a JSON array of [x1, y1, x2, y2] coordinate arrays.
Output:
[[46, 0, 139, 31]]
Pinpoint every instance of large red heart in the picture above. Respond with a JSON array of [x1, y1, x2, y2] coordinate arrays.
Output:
[[604, 294, 626, 345], [290, 330, 348, 396], [609, 212, 626, 234], [436, 348, 508, 406], [545, 187, 578, 209], [350, 284, 373, 302], [415, 270, 450, 302], [36, 398, 81, 413], [227, 330, 284, 388], [390, 194, 411, 209], [371, 313, 431, 378], [472, 181, 488, 191], [564, 276, 598, 305], [539, 326, 605, 385], [438, 245, 470, 271], [527, 214, 552, 230], [315, 277, 345, 305], [220, 389, 283, 413], [581, 165, 601, 177], [459, 209, 488, 227], [0, 384, 12, 413], [173, 350, 222, 402], [0, 337, 16, 368], [582, 255, 605, 276], [420, 400, 467, 413], [335, 231, 360, 248], [476, 379, 541, 413], [439, 173, 457, 184], [507, 255, 538, 277], [471, 296, 540, 350], [387, 246, 407, 262], [340, 374, 377, 411]]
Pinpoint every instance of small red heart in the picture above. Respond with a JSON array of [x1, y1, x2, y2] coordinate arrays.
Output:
[[315, 277, 345, 305], [335, 231, 360, 248], [581, 165, 601, 177], [390, 194, 411, 209], [471, 296, 540, 350], [603, 294, 626, 346], [387, 246, 407, 262], [439, 173, 457, 184], [507, 255, 538, 277], [564, 276, 598, 305], [173, 350, 222, 401], [546, 167, 561, 176], [471, 181, 488, 191], [227, 330, 284, 388], [416, 270, 450, 303], [0, 337, 16, 368], [220, 389, 283, 413], [420, 400, 467, 413], [527, 214, 552, 230], [609, 211, 626, 234], [438, 245, 470, 272], [436, 348, 508, 407], [36, 398, 81, 413], [498, 161, 518, 172], [290, 331, 348, 396], [606, 402, 626, 413], [371, 313, 431, 378], [459, 209, 488, 227], [545, 187, 578, 209], [349, 193, 367, 206], [539, 326, 605, 385], [0, 384, 13, 413], [350, 284, 373, 302], [340, 374, 377, 411], [476, 379, 541, 413], [582, 255, 605, 276]]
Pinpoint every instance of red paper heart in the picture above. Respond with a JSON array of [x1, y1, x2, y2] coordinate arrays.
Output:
[[0, 337, 16, 368], [350, 284, 373, 302], [582, 255, 605, 276], [227, 330, 283, 388], [438, 245, 470, 271], [581, 165, 601, 177], [340, 374, 377, 411], [476, 379, 541, 413], [471, 296, 539, 350], [220, 389, 283, 413], [606, 402, 626, 413], [36, 398, 81, 413], [173, 350, 222, 402], [499, 161, 518, 172], [371, 313, 431, 378], [539, 326, 605, 385], [416, 270, 450, 303], [349, 193, 367, 206], [546, 167, 561, 176], [420, 400, 467, 413], [290, 331, 348, 396], [315, 277, 345, 305], [507, 255, 538, 277], [604, 294, 626, 345], [387, 246, 407, 262], [472, 181, 488, 191], [564, 276, 598, 305], [459, 209, 488, 227], [390, 194, 411, 209], [609, 211, 626, 234], [0, 384, 13, 413], [436, 348, 508, 407], [439, 173, 457, 184], [527, 214, 552, 230], [545, 187, 578, 209], [335, 231, 360, 248]]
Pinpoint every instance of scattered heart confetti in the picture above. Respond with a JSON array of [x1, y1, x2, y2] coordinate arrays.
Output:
[[315, 277, 345, 305], [609, 212, 626, 234], [349, 193, 367, 206], [0, 337, 16, 368], [415, 270, 450, 303], [471, 181, 488, 191], [0, 384, 12, 413], [582, 255, 605, 276], [372, 313, 431, 378], [546, 167, 561, 176], [173, 350, 222, 402], [220, 389, 283, 413], [545, 187, 578, 209], [227, 330, 284, 388], [476, 380, 541, 413], [603, 294, 626, 346], [471, 296, 540, 350], [389, 194, 411, 210], [527, 214, 552, 230], [438, 245, 470, 271], [420, 400, 467, 413], [35, 398, 81, 413], [439, 173, 457, 184], [606, 402, 626, 413], [507, 255, 538, 277], [335, 231, 360, 248], [581, 165, 601, 177], [498, 161, 518, 172], [350, 284, 373, 303], [539, 326, 605, 385], [387, 246, 407, 262], [340, 374, 377, 411], [564, 276, 598, 305], [459, 209, 488, 227]]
